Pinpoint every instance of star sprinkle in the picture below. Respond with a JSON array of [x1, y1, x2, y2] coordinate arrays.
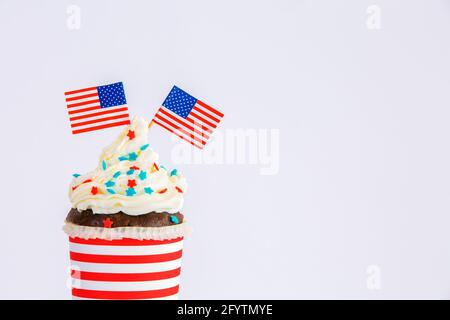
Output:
[[128, 152, 138, 161], [127, 130, 135, 140], [106, 188, 116, 194], [144, 187, 154, 194], [126, 169, 135, 175], [127, 179, 137, 188], [105, 180, 115, 187], [102, 160, 107, 170], [158, 188, 168, 194], [91, 186, 98, 195], [140, 144, 149, 151], [126, 188, 136, 196], [170, 169, 178, 176], [138, 171, 147, 180], [103, 218, 113, 228], [113, 171, 121, 178], [72, 174, 81, 178], [175, 186, 183, 193], [170, 215, 179, 224]]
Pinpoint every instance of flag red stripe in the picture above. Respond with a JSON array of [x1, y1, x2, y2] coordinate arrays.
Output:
[[70, 250, 183, 264], [70, 107, 129, 121], [69, 237, 183, 246], [197, 99, 224, 117], [152, 120, 203, 149], [193, 105, 220, 123], [65, 86, 97, 96], [72, 120, 131, 134], [72, 285, 179, 300], [154, 114, 206, 145], [68, 105, 100, 115], [65, 92, 98, 102], [184, 117, 213, 134], [72, 268, 181, 282], [188, 111, 217, 128], [71, 113, 129, 128], [67, 99, 100, 108]]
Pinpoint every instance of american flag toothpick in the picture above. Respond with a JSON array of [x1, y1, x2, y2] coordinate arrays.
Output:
[[151, 86, 224, 149], [64, 82, 130, 134]]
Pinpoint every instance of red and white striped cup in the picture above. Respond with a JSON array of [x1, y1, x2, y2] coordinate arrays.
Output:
[[68, 236, 184, 300]]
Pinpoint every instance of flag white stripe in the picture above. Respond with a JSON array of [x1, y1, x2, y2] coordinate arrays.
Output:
[[71, 118, 130, 132], [70, 109, 129, 125], [70, 258, 183, 273], [67, 103, 102, 113], [65, 89, 98, 99], [69, 105, 128, 119], [66, 95, 100, 106]]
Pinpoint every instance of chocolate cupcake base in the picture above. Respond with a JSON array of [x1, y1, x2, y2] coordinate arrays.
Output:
[[66, 208, 184, 228]]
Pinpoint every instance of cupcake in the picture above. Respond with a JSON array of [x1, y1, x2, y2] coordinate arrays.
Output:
[[64, 117, 189, 300]]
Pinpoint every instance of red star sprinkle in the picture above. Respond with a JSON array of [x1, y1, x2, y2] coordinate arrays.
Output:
[[158, 188, 167, 194], [103, 218, 113, 228], [91, 186, 98, 195], [127, 179, 137, 188], [130, 165, 140, 170], [175, 186, 183, 193], [127, 130, 135, 140]]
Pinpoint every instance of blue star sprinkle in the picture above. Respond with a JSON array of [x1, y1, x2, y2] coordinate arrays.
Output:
[[170, 215, 179, 224], [128, 152, 138, 161], [138, 171, 147, 180], [105, 180, 115, 187], [144, 187, 153, 195], [126, 188, 136, 196]]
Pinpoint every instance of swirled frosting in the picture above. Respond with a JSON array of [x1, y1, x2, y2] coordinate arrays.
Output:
[[69, 117, 187, 215]]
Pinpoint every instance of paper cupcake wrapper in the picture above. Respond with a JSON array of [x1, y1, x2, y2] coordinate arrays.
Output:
[[69, 236, 184, 300], [64, 221, 190, 241]]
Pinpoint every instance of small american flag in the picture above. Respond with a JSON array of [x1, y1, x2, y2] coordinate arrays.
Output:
[[64, 82, 130, 134], [152, 86, 224, 149]]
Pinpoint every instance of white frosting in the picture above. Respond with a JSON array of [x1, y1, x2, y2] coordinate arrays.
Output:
[[69, 117, 187, 215]]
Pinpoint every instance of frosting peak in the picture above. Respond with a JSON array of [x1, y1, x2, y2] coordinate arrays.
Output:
[[69, 117, 187, 215]]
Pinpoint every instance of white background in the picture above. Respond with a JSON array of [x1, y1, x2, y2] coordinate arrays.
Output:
[[0, 0, 449, 299]]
